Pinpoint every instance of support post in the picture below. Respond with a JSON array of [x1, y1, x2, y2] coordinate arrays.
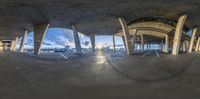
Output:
[[72, 25, 82, 53], [132, 29, 137, 51], [141, 34, 144, 52], [164, 35, 169, 53], [135, 44, 138, 50], [195, 37, 200, 51], [182, 41, 186, 52], [160, 40, 164, 51], [19, 30, 28, 52], [185, 40, 190, 52], [112, 35, 116, 52], [199, 42, 200, 51], [10, 40, 15, 51], [149, 44, 151, 50], [119, 17, 133, 55], [34, 23, 49, 55], [122, 36, 127, 49], [189, 28, 197, 53], [90, 34, 95, 52], [172, 14, 187, 55], [13, 36, 19, 51]]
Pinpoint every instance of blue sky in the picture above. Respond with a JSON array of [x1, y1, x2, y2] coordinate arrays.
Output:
[[17, 28, 124, 49]]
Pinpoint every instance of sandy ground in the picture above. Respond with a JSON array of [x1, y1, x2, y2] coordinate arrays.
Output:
[[0, 51, 200, 99]]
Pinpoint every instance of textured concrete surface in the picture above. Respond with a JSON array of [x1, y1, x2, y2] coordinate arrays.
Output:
[[1, 51, 200, 99], [0, 0, 200, 39]]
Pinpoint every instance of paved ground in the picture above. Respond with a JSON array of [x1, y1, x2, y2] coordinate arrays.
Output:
[[0, 51, 200, 99]]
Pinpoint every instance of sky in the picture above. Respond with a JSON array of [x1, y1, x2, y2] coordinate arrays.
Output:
[[16, 28, 124, 49], [16, 27, 193, 50]]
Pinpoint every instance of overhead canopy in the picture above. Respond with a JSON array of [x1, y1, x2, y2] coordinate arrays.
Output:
[[0, 0, 199, 39]]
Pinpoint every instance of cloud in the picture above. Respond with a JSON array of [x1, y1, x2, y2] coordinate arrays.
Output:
[[82, 41, 90, 46], [45, 28, 75, 46], [43, 42, 51, 46]]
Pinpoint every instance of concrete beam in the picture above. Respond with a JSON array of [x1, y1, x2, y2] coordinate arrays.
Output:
[[188, 28, 197, 53], [34, 23, 49, 55], [115, 29, 166, 39], [195, 37, 200, 51], [19, 30, 28, 52], [12, 36, 19, 51], [112, 35, 116, 52], [72, 25, 82, 53], [119, 17, 133, 55], [90, 34, 95, 52], [172, 14, 187, 55]]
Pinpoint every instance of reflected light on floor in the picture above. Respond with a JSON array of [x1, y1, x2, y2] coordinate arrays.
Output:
[[96, 51, 106, 64]]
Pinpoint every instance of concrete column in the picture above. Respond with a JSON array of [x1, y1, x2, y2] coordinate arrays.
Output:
[[149, 44, 151, 50], [199, 43, 200, 51], [10, 40, 15, 51], [122, 36, 127, 49], [132, 29, 137, 51], [135, 44, 138, 50], [34, 23, 49, 55], [19, 30, 28, 52], [180, 41, 183, 51], [182, 41, 186, 52], [90, 34, 95, 52], [112, 35, 116, 52], [13, 36, 19, 51], [0, 41, 2, 51], [172, 14, 187, 55], [160, 40, 164, 51], [72, 25, 82, 53], [164, 35, 169, 53], [195, 37, 200, 51], [185, 40, 190, 52], [119, 17, 133, 55], [141, 34, 144, 52], [185, 41, 188, 51], [189, 28, 197, 53]]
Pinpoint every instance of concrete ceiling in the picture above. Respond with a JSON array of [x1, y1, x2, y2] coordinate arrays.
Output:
[[115, 21, 191, 41], [0, 0, 200, 39]]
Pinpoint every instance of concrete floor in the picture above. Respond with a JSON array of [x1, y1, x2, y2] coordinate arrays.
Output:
[[1, 51, 200, 99]]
